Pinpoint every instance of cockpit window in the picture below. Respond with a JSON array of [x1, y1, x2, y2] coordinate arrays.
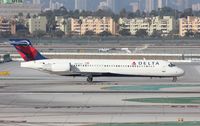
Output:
[[168, 63, 176, 67]]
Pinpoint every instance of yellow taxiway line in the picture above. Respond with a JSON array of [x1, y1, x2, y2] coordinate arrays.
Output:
[[0, 71, 10, 76]]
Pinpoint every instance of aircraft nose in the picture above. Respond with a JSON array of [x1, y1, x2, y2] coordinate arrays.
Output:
[[176, 68, 185, 76]]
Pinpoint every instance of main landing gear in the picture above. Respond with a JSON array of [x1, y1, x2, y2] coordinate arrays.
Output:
[[87, 76, 93, 82], [172, 77, 177, 82]]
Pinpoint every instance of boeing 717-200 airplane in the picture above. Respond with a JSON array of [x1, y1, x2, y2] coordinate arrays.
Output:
[[10, 39, 184, 82]]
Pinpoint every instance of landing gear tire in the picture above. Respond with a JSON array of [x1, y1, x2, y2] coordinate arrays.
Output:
[[172, 77, 177, 82], [87, 76, 93, 82]]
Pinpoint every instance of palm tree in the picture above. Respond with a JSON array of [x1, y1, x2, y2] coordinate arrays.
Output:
[[62, 20, 67, 34], [147, 18, 152, 35], [78, 19, 82, 35], [48, 19, 56, 33]]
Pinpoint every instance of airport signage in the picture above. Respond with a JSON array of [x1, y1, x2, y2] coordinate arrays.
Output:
[[0, 0, 23, 4]]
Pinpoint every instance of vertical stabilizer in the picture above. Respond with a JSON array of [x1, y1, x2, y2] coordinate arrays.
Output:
[[9, 39, 46, 61]]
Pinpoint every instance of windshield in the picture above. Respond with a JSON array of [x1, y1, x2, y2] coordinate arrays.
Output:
[[168, 63, 176, 67]]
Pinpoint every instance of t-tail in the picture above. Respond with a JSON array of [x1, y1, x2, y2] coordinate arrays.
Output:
[[9, 39, 47, 61]]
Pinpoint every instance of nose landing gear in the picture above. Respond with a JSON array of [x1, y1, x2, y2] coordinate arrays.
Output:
[[87, 76, 93, 82], [172, 77, 177, 82]]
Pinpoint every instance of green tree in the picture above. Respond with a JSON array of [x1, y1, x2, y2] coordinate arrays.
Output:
[[158, 7, 180, 18], [127, 12, 133, 18], [78, 19, 82, 35], [194, 32, 200, 38], [26, 13, 31, 19], [112, 14, 120, 22], [59, 6, 68, 16], [185, 30, 194, 37], [168, 29, 179, 38], [40, 10, 56, 32], [32, 15, 37, 18], [119, 29, 131, 36], [135, 10, 141, 17], [141, 11, 147, 17], [16, 29, 29, 37], [54, 30, 65, 38], [14, 15, 18, 19], [98, 31, 112, 36], [0, 31, 11, 38], [135, 29, 148, 37], [150, 10, 158, 17], [180, 8, 193, 18], [18, 12, 23, 18], [151, 30, 162, 38], [119, 8, 127, 18], [72, 10, 80, 18], [33, 30, 46, 38], [48, 19, 57, 33], [84, 30, 95, 36], [95, 9, 113, 17], [80, 10, 92, 17], [62, 20, 67, 34], [53, 6, 68, 17]]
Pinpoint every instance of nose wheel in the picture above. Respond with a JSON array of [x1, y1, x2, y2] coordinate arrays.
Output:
[[172, 77, 177, 82], [87, 76, 93, 82]]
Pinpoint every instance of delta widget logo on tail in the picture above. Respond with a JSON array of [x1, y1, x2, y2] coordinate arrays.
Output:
[[10, 39, 32, 46], [9, 39, 46, 61]]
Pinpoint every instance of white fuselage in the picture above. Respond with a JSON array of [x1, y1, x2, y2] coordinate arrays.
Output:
[[21, 59, 184, 78]]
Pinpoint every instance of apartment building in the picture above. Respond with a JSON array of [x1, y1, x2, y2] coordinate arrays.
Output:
[[179, 16, 200, 36], [119, 16, 176, 36], [151, 16, 176, 35], [0, 17, 16, 35], [28, 16, 47, 34], [70, 17, 116, 35]]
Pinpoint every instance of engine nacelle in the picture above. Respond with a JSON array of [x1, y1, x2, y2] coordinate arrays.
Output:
[[43, 63, 71, 72]]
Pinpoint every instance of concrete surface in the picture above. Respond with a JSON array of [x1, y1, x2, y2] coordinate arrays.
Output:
[[0, 62, 200, 126]]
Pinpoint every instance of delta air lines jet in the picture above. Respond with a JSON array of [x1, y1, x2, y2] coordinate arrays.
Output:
[[10, 39, 184, 82]]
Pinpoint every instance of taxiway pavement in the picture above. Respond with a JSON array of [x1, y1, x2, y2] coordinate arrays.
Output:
[[0, 62, 200, 126]]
